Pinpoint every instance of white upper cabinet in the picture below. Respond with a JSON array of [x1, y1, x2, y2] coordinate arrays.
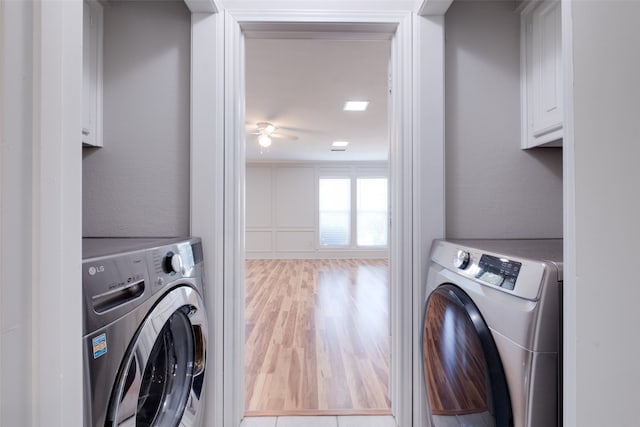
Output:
[[83, 0, 103, 147], [520, 0, 562, 148]]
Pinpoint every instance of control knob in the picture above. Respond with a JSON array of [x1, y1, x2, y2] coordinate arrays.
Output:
[[163, 251, 184, 275], [454, 250, 470, 269]]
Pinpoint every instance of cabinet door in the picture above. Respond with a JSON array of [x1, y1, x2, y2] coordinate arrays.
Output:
[[82, 0, 103, 147], [521, 0, 562, 148]]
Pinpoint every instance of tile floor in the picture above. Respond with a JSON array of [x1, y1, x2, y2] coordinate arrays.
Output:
[[240, 415, 397, 427]]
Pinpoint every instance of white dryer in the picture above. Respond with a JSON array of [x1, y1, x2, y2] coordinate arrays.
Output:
[[82, 237, 209, 427], [422, 239, 562, 427]]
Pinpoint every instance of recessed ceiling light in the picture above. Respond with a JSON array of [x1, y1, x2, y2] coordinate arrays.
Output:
[[332, 141, 349, 147], [343, 101, 369, 112]]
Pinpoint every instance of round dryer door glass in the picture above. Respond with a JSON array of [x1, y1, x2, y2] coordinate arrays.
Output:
[[422, 284, 512, 427]]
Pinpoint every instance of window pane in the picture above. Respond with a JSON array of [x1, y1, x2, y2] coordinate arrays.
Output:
[[357, 178, 388, 247], [319, 178, 351, 246]]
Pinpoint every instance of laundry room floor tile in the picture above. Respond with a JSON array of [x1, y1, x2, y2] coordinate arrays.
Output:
[[276, 416, 338, 427], [241, 417, 277, 427], [242, 415, 396, 427], [337, 415, 397, 427]]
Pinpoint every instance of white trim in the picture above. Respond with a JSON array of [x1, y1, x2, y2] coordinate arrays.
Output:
[[189, 6, 446, 427], [560, 2, 575, 426], [416, 0, 454, 16], [221, 9, 415, 427], [412, 13, 446, 427], [223, 10, 247, 426], [32, 0, 83, 425], [0, 24, 3, 427], [387, 12, 414, 426], [184, 0, 219, 14], [189, 9, 224, 427]]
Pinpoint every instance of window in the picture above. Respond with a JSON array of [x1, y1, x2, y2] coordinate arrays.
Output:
[[357, 178, 388, 247], [319, 178, 351, 246], [318, 174, 389, 249]]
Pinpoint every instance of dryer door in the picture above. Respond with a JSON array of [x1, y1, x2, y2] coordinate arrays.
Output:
[[422, 284, 512, 427], [107, 286, 208, 427]]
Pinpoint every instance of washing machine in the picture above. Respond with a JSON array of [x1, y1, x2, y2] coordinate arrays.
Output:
[[82, 237, 209, 427], [421, 239, 562, 427]]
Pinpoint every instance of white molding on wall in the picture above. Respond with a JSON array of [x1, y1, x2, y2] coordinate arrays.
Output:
[[246, 162, 390, 256]]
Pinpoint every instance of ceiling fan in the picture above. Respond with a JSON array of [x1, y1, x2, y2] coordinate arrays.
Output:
[[247, 122, 299, 148]]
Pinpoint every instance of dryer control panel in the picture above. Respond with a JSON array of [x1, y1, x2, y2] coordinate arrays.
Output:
[[476, 254, 521, 290], [431, 239, 552, 301]]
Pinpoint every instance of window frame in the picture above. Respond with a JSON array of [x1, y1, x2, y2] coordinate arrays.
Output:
[[355, 175, 389, 248], [317, 168, 389, 250], [318, 174, 353, 248]]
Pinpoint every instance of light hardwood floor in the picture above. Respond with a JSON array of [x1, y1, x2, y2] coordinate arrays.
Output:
[[245, 259, 391, 416]]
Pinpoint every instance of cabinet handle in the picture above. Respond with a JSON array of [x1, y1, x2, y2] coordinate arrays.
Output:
[[82, 128, 90, 136], [532, 123, 562, 138]]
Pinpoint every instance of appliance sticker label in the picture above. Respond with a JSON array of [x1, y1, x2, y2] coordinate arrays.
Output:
[[92, 333, 107, 359]]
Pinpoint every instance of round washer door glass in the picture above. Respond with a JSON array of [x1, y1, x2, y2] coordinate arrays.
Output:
[[422, 284, 512, 427], [136, 307, 194, 426], [108, 286, 208, 427]]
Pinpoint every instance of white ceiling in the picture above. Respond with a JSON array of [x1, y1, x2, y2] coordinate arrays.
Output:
[[245, 38, 391, 162]]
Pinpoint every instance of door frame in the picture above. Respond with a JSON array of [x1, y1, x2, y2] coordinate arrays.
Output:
[[224, 9, 413, 426], [190, 8, 446, 427]]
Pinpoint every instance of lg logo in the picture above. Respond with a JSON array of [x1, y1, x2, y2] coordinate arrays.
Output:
[[88, 265, 105, 276]]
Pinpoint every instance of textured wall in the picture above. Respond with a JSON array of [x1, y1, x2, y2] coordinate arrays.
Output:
[[445, 0, 563, 239], [83, 1, 191, 237]]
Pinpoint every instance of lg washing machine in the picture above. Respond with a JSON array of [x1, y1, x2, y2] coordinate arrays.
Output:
[[422, 239, 562, 427], [82, 237, 209, 427]]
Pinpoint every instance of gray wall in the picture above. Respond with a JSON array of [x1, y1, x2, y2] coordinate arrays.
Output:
[[83, 1, 191, 237], [445, 0, 563, 239]]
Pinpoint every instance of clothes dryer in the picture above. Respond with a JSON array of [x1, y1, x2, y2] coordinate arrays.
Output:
[[422, 239, 562, 427], [82, 237, 208, 427]]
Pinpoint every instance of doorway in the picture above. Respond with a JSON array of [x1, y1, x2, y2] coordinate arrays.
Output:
[[243, 36, 392, 417], [209, 9, 429, 427]]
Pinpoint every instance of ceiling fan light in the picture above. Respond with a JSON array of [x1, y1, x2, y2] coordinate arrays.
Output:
[[258, 134, 272, 148], [257, 122, 276, 135], [264, 123, 276, 134]]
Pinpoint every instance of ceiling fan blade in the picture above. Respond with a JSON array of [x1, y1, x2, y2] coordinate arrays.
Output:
[[271, 132, 298, 141]]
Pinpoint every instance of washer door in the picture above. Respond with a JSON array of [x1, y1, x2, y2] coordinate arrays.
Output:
[[422, 284, 512, 427], [107, 286, 208, 427]]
